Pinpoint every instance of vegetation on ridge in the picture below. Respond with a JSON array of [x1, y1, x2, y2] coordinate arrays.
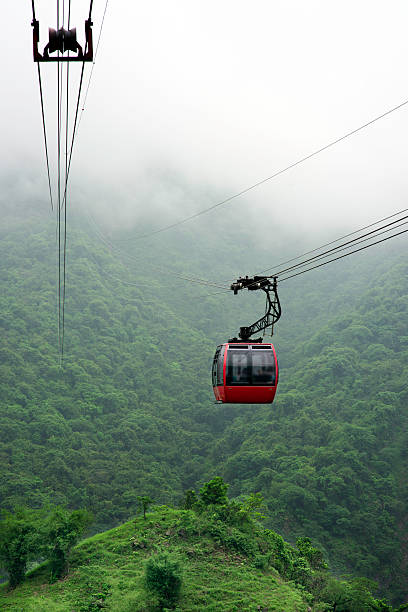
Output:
[[1, 478, 404, 611]]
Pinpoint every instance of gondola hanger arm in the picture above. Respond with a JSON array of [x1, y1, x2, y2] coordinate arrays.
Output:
[[229, 276, 281, 342]]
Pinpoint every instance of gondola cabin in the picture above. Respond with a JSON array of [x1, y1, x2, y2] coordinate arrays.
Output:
[[212, 342, 278, 404]]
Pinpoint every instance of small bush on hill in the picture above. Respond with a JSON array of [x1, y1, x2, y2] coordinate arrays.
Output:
[[145, 552, 182, 610]]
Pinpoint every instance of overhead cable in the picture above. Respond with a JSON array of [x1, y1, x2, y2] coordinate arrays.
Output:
[[272, 214, 408, 277], [279, 227, 408, 282], [76, 0, 109, 134], [57, 5, 62, 357], [60, 0, 90, 362], [35, 65, 54, 211], [256, 206, 408, 276], [32, 0, 53, 211], [61, 1, 72, 365], [61, 0, 109, 211], [84, 210, 231, 290], [118, 97, 408, 242], [32, 0, 106, 364]]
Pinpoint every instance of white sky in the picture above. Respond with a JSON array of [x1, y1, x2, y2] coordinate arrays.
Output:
[[2, 1, 408, 238]]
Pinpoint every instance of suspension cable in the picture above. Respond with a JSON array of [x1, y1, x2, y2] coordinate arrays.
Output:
[[279, 227, 408, 282], [35, 64, 54, 211], [61, 0, 72, 365], [226, 208, 408, 297], [59, 3, 87, 363], [272, 214, 408, 277], [32, 0, 53, 210], [255, 206, 408, 276], [76, 0, 109, 134], [32, 0, 107, 364], [84, 210, 231, 289], [116, 97, 408, 243], [57, 0, 62, 358], [274, 218, 408, 279]]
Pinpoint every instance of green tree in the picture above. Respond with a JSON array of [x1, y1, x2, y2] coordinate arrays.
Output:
[[296, 537, 328, 570], [145, 552, 182, 610], [321, 576, 381, 612], [137, 495, 154, 520], [43, 507, 92, 581], [241, 492, 266, 520], [0, 509, 39, 589], [199, 477, 228, 506]]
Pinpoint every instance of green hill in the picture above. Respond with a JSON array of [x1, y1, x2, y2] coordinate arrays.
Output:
[[0, 494, 397, 611], [0, 507, 307, 611]]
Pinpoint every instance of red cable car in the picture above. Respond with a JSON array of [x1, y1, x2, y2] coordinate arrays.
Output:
[[212, 342, 278, 403], [212, 276, 281, 404]]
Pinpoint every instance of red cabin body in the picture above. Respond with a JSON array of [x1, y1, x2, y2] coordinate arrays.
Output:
[[212, 342, 278, 404]]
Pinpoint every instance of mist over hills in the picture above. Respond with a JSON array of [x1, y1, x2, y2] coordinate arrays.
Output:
[[1, 197, 407, 604]]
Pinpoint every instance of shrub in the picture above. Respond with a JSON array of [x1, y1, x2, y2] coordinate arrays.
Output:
[[145, 552, 182, 609], [205, 520, 256, 556], [181, 489, 198, 510], [253, 554, 269, 570]]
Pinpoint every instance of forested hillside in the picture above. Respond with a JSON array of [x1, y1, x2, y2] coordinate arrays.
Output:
[[1, 201, 407, 604], [1, 483, 399, 611], [215, 262, 408, 604]]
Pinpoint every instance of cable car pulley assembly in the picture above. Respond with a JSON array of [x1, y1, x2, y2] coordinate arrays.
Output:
[[32, 15, 93, 63]]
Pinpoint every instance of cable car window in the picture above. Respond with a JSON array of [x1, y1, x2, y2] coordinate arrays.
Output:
[[217, 345, 225, 386], [226, 350, 251, 385], [252, 350, 275, 385], [212, 348, 220, 386]]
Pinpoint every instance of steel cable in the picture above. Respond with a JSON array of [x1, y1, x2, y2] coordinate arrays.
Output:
[[272, 214, 408, 277], [84, 210, 231, 290], [279, 228, 408, 282], [255, 207, 408, 276], [35, 64, 54, 211], [116, 98, 408, 243]]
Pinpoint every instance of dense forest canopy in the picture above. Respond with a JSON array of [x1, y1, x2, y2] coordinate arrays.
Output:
[[0, 200, 407, 604]]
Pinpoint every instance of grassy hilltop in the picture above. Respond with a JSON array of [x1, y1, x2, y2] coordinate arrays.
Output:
[[0, 480, 399, 611], [0, 507, 306, 611]]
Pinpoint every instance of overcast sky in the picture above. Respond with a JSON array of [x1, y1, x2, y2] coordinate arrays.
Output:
[[2, 1, 408, 239]]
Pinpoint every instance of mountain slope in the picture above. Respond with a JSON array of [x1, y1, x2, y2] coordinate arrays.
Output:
[[1, 201, 407, 603]]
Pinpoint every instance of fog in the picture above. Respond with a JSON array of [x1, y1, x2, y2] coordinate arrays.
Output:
[[2, 1, 408, 241]]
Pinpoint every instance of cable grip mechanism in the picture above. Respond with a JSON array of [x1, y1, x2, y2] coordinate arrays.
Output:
[[229, 276, 281, 342]]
